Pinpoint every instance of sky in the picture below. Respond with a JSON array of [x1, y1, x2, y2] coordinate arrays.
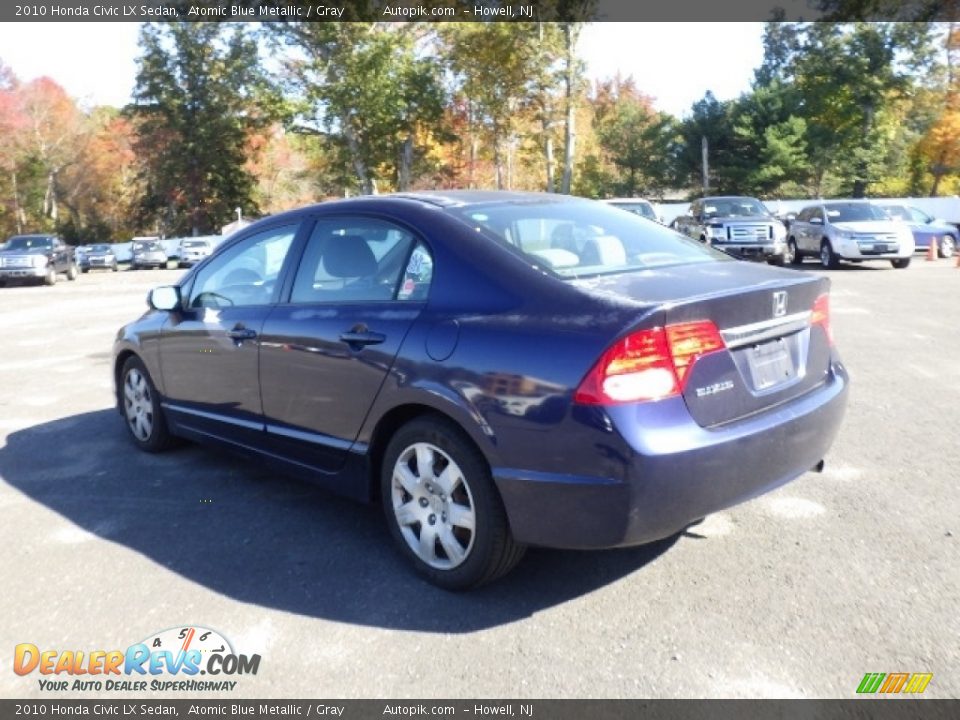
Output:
[[0, 22, 765, 118]]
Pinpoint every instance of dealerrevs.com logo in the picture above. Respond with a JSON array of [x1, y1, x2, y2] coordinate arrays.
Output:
[[14, 626, 261, 692]]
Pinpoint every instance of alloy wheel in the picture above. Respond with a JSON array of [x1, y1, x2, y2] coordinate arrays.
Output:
[[124, 368, 154, 442]]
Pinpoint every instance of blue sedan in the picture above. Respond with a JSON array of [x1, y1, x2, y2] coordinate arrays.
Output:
[[883, 204, 957, 258], [112, 192, 848, 589]]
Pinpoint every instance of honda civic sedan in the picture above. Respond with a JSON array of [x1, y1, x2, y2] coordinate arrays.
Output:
[[113, 191, 848, 589]]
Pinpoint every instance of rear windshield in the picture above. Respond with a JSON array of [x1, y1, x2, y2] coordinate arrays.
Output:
[[90, 244, 111, 252], [447, 199, 724, 278], [135, 242, 164, 251], [182, 240, 209, 248], [5, 236, 53, 250], [825, 203, 888, 222], [608, 201, 656, 220]]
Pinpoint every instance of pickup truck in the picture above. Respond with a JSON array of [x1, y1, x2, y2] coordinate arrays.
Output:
[[672, 196, 788, 264], [0, 234, 78, 286]]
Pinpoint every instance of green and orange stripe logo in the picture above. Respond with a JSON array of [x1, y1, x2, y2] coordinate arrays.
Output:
[[857, 672, 933, 694]]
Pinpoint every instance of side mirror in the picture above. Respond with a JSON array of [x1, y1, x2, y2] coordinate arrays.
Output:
[[149, 285, 181, 312], [810, 217, 823, 225]]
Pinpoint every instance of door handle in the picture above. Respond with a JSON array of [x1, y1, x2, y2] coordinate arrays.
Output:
[[339, 330, 386, 348]]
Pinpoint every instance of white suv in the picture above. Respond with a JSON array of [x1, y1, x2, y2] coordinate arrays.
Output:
[[787, 201, 915, 269], [178, 237, 214, 267]]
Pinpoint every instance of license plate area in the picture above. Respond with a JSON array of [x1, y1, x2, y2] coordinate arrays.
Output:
[[746, 338, 796, 391]]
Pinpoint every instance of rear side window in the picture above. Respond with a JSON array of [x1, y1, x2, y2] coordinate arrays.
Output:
[[447, 198, 723, 278], [290, 217, 430, 303]]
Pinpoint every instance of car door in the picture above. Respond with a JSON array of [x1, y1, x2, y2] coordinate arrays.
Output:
[[801, 208, 821, 252], [158, 221, 301, 445], [258, 215, 433, 475]]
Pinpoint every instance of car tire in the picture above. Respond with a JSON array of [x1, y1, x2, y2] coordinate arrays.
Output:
[[891, 258, 911, 269], [112, 264, 119, 272], [44, 268, 57, 286], [66, 263, 78, 281], [939, 235, 956, 259], [81, 267, 89, 274], [788, 239, 802, 265], [120, 356, 175, 453], [820, 240, 839, 269], [768, 254, 785, 266], [381, 417, 525, 590]]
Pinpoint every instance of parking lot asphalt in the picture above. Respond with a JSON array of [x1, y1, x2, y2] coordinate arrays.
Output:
[[1, 259, 958, 699]]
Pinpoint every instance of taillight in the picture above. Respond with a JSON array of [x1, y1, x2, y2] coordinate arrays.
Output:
[[811, 293, 833, 345], [574, 320, 725, 405], [666, 321, 726, 388]]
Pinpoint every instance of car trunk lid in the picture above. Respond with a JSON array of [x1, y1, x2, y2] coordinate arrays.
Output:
[[572, 260, 832, 427]]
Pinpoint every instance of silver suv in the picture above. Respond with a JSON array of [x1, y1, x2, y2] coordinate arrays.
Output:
[[673, 196, 788, 265]]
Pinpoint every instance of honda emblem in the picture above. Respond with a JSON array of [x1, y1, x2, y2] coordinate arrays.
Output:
[[772, 291, 788, 318]]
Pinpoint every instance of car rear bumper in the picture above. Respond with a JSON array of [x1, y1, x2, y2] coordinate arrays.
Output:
[[493, 360, 849, 549]]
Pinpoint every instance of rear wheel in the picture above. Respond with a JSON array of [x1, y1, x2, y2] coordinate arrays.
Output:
[[66, 263, 78, 281], [891, 258, 911, 269], [120, 356, 175, 452], [381, 417, 525, 590], [939, 235, 956, 259], [820, 240, 839, 269]]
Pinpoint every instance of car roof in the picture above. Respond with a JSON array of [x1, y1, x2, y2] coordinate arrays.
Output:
[[603, 197, 654, 204], [269, 191, 583, 218]]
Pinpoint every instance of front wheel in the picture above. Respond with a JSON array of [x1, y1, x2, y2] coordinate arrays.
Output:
[[381, 417, 525, 590], [891, 258, 911, 269], [43, 268, 57, 286], [120, 356, 175, 452], [787, 239, 802, 265], [820, 240, 840, 269]]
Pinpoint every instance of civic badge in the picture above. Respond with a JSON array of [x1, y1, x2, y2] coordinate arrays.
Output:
[[772, 291, 788, 318]]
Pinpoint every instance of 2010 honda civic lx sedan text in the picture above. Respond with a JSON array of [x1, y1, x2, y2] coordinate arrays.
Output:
[[113, 191, 849, 590]]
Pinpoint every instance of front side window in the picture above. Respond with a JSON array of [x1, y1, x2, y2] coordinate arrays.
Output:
[[447, 198, 722, 278], [290, 217, 427, 304], [189, 223, 297, 308]]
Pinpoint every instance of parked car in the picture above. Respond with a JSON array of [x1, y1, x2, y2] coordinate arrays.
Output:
[[113, 191, 848, 589], [130, 240, 169, 270], [602, 198, 663, 224], [673, 196, 788, 264], [787, 201, 915, 269], [881, 204, 957, 259], [0, 234, 78, 286], [79, 243, 119, 272], [178, 237, 214, 268]]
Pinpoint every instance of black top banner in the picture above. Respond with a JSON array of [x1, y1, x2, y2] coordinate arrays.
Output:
[[2, 0, 954, 23]]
